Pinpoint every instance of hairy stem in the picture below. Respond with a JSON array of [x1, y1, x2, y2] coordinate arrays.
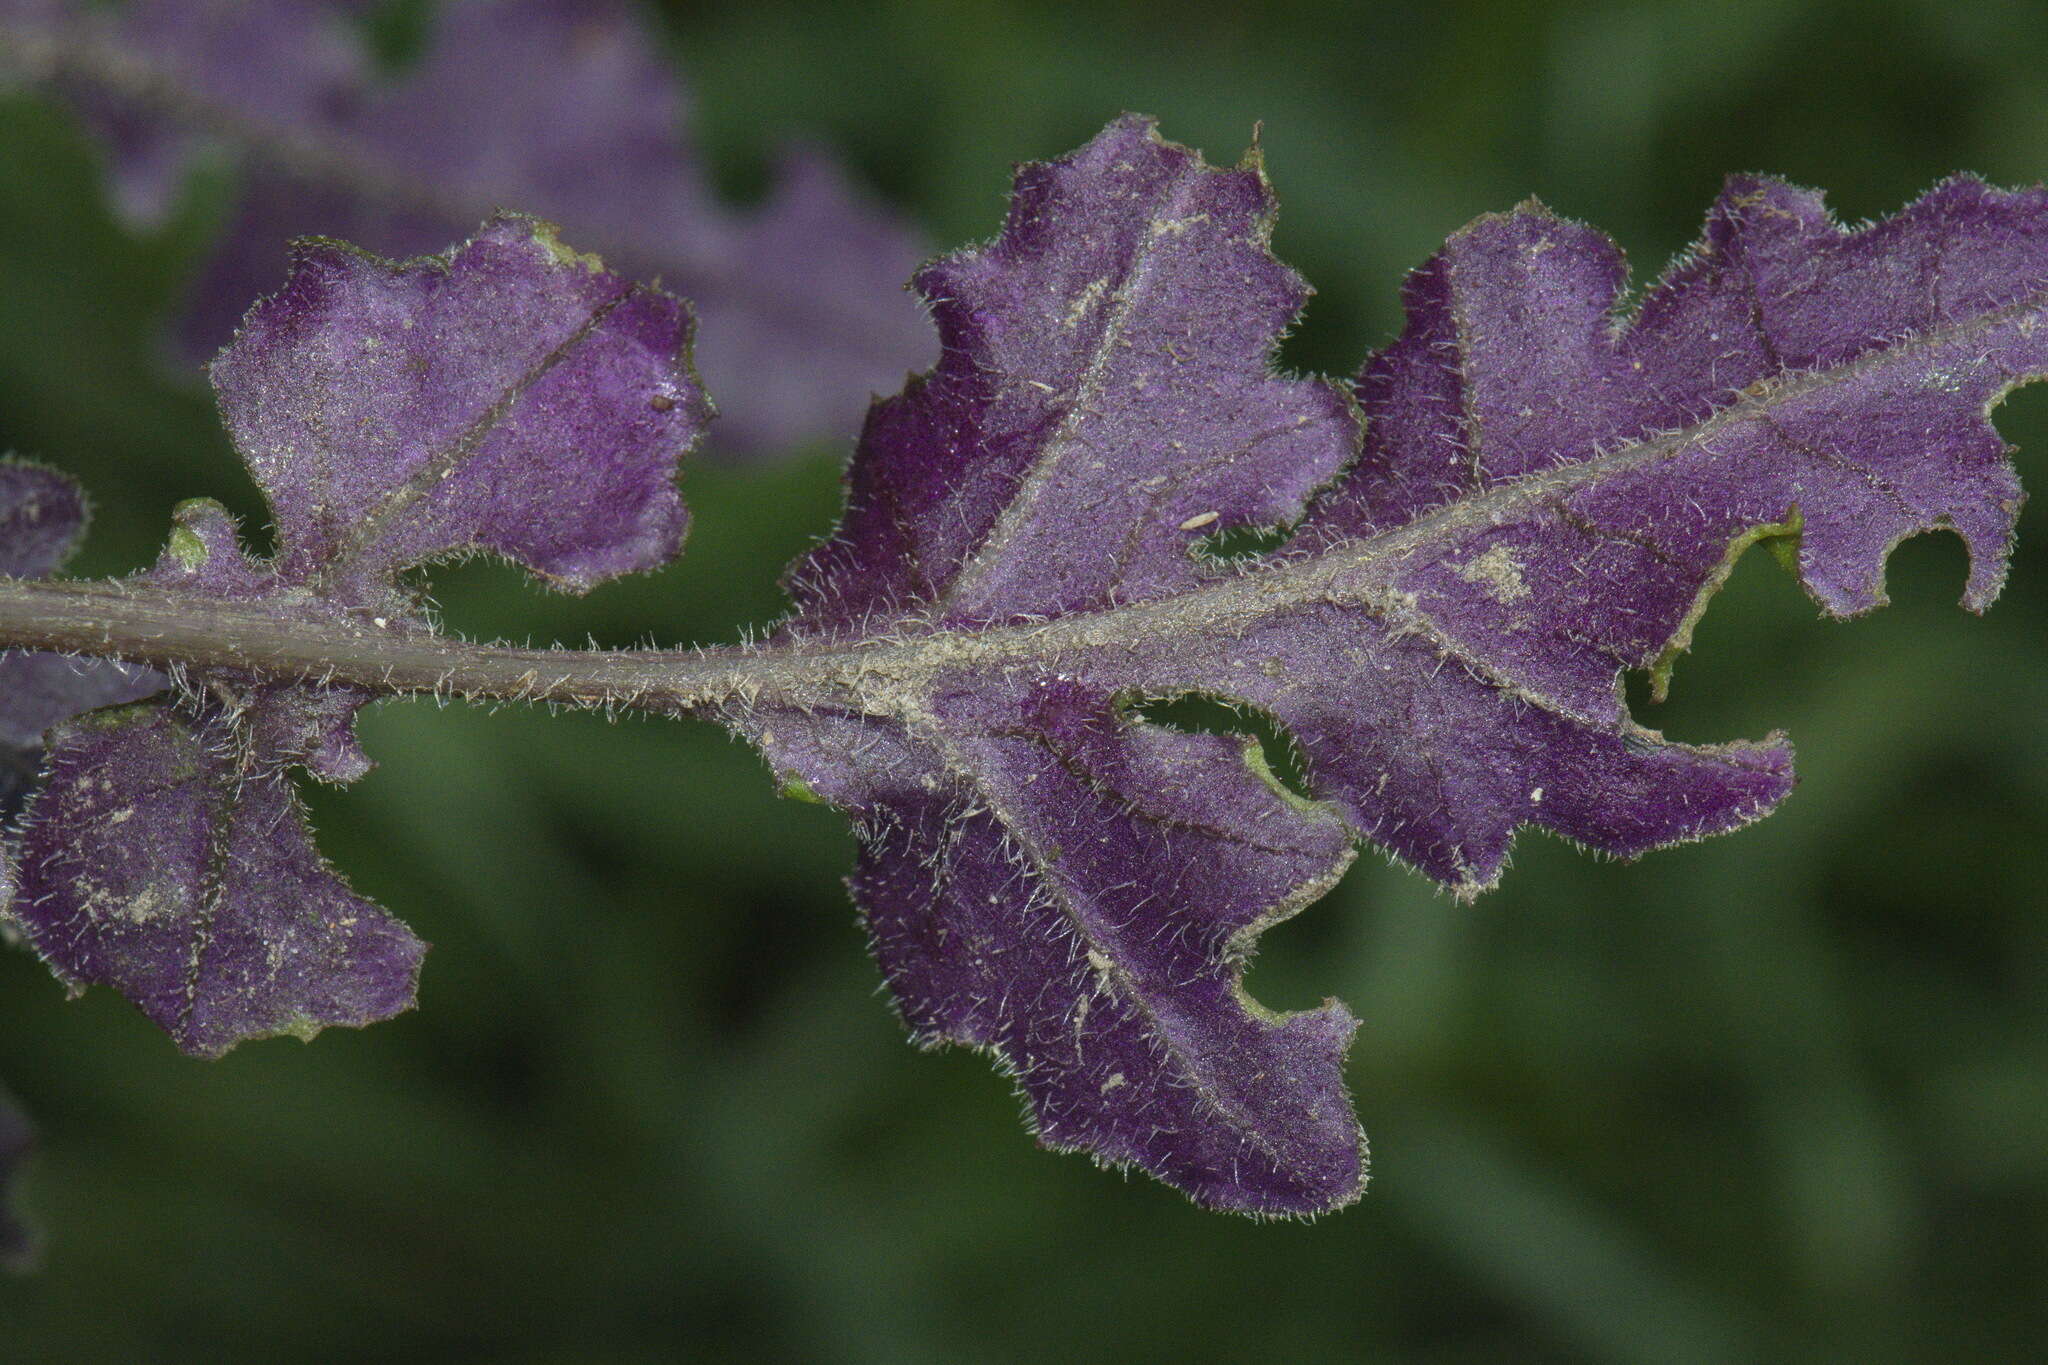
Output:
[[4, 237, 2027, 731], [0, 577, 779, 715]]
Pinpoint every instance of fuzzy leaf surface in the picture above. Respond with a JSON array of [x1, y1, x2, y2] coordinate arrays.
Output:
[[0, 462, 160, 812], [739, 117, 2041, 1214], [9, 216, 706, 1056], [2, 0, 932, 454]]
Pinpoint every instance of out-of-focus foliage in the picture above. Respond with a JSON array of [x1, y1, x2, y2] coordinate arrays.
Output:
[[0, 0, 933, 456], [3, 0, 2047, 1360]]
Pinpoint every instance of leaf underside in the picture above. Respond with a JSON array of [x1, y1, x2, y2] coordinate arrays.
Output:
[[2, 216, 707, 1057], [0, 108, 2037, 1218], [736, 115, 2042, 1215]]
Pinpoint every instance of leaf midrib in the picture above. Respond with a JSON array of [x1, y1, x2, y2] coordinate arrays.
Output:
[[927, 727, 1350, 1189], [783, 281, 2045, 719], [315, 287, 634, 588], [931, 154, 1203, 616]]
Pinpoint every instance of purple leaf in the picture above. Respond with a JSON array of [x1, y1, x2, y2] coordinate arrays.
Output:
[[212, 217, 699, 593], [736, 118, 2042, 1214], [0, 461, 161, 786], [19, 698, 422, 1056], [0, 1080, 32, 1272], [9, 217, 706, 1055], [3, 0, 932, 455], [1, 458, 92, 579]]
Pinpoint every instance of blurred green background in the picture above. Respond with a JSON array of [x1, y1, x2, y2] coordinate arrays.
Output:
[[6, 0, 2048, 1359]]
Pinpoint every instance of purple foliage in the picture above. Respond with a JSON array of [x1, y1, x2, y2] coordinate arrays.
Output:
[[6, 217, 707, 1056], [20, 696, 423, 1056], [212, 219, 698, 594], [1, 459, 96, 579], [736, 119, 2043, 1213], [1, 0, 932, 454], [0, 462, 161, 794], [1, 110, 2038, 1217]]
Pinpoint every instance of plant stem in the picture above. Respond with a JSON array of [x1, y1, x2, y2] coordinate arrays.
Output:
[[0, 577, 782, 716]]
